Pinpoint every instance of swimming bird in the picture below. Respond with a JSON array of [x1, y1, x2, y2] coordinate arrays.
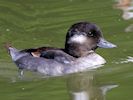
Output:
[[6, 22, 117, 76]]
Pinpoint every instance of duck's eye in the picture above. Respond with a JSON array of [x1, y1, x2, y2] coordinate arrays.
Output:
[[88, 31, 93, 36]]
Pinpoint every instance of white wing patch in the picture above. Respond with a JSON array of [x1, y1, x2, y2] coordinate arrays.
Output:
[[69, 35, 87, 44]]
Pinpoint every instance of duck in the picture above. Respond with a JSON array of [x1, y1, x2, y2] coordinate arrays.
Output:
[[21, 21, 116, 61], [6, 21, 117, 76]]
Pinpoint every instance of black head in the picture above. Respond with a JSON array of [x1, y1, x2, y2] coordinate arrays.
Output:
[[65, 21, 116, 57]]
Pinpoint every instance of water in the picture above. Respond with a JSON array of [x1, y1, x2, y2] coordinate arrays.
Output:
[[67, 71, 118, 100], [0, 0, 133, 100]]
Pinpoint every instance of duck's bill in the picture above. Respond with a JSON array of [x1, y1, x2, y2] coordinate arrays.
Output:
[[97, 38, 117, 48]]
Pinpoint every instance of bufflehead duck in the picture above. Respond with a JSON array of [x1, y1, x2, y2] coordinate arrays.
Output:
[[21, 22, 116, 60], [6, 22, 117, 76]]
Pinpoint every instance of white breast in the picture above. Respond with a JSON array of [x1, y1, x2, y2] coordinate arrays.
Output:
[[64, 53, 106, 74], [77, 53, 106, 68]]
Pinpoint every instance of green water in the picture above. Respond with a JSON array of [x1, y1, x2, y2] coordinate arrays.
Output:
[[0, 0, 133, 100]]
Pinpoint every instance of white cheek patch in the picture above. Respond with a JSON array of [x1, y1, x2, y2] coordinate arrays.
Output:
[[69, 35, 87, 44]]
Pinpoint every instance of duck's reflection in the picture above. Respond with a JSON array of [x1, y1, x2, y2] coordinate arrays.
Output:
[[67, 71, 118, 100]]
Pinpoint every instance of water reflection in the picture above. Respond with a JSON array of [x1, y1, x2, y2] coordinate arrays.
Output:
[[67, 71, 118, 100], [114, 0, 133, 32]]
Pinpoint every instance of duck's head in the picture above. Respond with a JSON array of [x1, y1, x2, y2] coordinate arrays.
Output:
[[65, 21, 117, 57]]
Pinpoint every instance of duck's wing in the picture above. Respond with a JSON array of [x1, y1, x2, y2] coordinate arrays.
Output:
[[20, 47, 62, 57], [20, 47, 75, 64], [40, 50, 75, 64]]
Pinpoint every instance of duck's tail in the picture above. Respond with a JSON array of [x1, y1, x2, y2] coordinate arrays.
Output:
[[4, 42, 12, 48], [4, 42, 13, 53], [4, 43, 22, 61]]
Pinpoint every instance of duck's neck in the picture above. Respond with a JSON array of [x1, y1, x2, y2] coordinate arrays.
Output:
[[65, 44, 93, 58]]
